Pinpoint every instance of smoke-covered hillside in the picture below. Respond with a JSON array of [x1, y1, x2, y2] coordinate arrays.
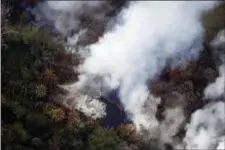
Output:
[[1, 0, 225, 150]]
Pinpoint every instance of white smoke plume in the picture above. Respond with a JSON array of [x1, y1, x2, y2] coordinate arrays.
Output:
[[61, 75, 108, 119], [134, 94, 161, 133], [30, 1, 225, 149], [31, 1, 105, 36], [62, 84, 106, 119], [204, 64, 225, 100], [159, 107, 185, 145], [211, 30, 225, 49], [183, 29, 225, 150], [75, 1, 218, 129], [183, 101, 225, 150], [211, 30, 225, 66], [204, 29, 225, 100], [217, 136, 225, 150], [29, 1, 225, 149], [75, 95, 106, 120]]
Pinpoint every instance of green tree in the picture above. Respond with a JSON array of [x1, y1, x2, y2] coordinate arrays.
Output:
[[35, 84, 47, 98], [44, 104, 66, 122], [88, 127, 120, 150], [12, 121, 30, 143]]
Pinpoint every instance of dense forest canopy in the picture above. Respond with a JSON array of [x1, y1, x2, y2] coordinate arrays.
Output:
[[1, 0, 225, 150], [1, 0, 136, 150]]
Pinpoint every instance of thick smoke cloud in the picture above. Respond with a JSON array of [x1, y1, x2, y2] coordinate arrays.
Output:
[[184, 30, 225, 150], [204, 64, 225, 99], [77, 1, 218, 129], [184, 101, 225, 149], [217, 136, 225, 150]]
